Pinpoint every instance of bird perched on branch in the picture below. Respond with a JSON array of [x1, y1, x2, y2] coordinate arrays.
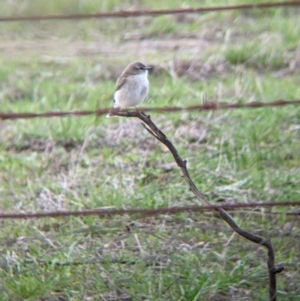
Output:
[[106, 61, 152, 117]]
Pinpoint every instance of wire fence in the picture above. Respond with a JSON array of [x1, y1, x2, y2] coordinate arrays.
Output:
[[0, 201, 299, 220], [0, 1, 300, 22], [1, 3, 300, 300], [0, 1, 299, 220], [1, 99, 299, 221], [1, 99, 300, 120]]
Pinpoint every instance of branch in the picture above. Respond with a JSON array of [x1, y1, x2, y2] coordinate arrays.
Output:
[[118, 110, 282, 301]]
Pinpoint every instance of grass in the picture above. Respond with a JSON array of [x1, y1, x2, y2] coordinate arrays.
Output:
[[0, 0, 300, 300]]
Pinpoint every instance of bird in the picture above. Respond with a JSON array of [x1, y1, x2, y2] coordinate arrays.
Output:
[[106, 61, 152, 117]]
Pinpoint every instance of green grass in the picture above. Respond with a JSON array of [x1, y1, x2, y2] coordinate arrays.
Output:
[[0, 0, 300, 300]]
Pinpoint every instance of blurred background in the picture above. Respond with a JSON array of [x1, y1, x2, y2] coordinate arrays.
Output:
[[0, 1, 300, 300]]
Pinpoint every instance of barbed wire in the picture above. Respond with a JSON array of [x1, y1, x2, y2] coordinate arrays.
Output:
[[0, 1, 299, 22], [1, 201, 299, 220], [1, 100, 299, 120]]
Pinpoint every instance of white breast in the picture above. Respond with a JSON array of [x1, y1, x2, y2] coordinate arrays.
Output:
[[114, 72, 149, 108]]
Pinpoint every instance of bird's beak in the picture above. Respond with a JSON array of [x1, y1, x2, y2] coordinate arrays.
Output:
[[145, 66, 152, 70]]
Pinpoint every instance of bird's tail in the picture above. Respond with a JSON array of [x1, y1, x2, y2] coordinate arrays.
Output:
[[106, 107, 120, 118]]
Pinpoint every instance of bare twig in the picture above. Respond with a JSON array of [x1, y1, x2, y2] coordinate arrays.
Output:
[[119, 110, 282, 301]]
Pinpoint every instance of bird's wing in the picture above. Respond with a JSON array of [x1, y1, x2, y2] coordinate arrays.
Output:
[[115, 75, 127, 92], [113, 75, 127, 105]]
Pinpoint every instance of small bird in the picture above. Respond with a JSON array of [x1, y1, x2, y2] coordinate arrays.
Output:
[[106, 61, 152, 117]]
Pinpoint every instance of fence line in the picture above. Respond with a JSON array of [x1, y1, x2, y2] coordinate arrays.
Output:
[[1, 100, 299, 120], [1, 201, 299, 220], [0, 1, 300, 22]]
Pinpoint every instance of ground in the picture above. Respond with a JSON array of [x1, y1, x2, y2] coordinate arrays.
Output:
[[0, 0, 300, 300]]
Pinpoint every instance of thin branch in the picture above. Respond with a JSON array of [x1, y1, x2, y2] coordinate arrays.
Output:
[[118, 110, 282, 301], [141, 123, 159, 139]]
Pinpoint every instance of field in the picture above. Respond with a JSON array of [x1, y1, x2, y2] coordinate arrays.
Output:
[[0, 0, 300, 300]]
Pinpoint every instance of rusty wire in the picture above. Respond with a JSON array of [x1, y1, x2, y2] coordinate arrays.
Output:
[[0, 201, 299, 219], [0, 1, 299, 22], [0, 100, 299, 120]]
